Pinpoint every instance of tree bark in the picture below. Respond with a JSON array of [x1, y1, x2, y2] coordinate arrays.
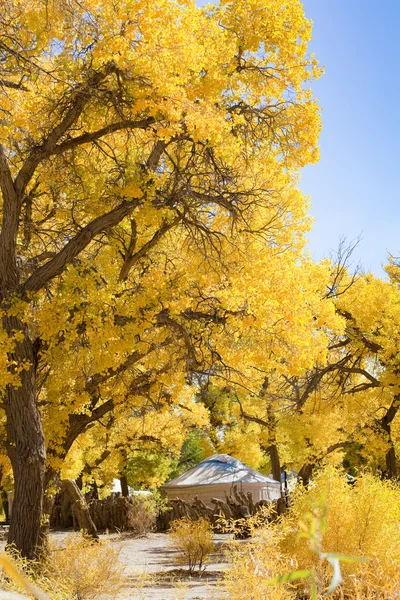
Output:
[[269, 444, 282, 484], [380, 395, 400, 479], [298, 463, 314, 487], [4, 317, 46, 559], [381, 420, 397, 479], [385, 445, 397, 479], [1, 489, 9, 522], [120, 475, 129, 497], [61, 479, 99, 539], [36, 468, 59, 556]]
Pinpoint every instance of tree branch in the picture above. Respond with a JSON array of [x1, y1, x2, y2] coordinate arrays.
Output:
[[14, 65, 114, 198], [119, 217, 180, 281], [23, 199, 139, 293], [338, 366, 380, 387], [0, 144, 19, 289], [0, 79, 28, 91], [51, 117, 155, 156], [381, 394, 400, 428]]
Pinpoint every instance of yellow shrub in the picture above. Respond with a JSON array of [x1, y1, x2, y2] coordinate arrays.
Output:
[[224, 526, 298, 600], [225, 467, 400, 599], [0, 534, 125, 600], [168, 517, 214, 572], [0, 550, 66, 600], [48, 535, 125, 600]]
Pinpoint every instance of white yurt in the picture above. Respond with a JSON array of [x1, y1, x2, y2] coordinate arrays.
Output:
[[162, 454, 281, 504]]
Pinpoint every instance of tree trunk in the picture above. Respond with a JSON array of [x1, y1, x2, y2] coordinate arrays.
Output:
[[1, 489, 9, 522], [379, 395, 400, 479], [381, 400, 399, 479], [120, 475, 129, 497], [91, 480, 99, 500], [5, 320, 46, 559], [37, 468, 59, 556], [269, 444, 282, 485], [61, 479, 99, 539], [298, 463, 313, 487], [385, 444, 397, 479]]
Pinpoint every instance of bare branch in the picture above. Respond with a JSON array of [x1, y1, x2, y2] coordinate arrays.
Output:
[[146, 140, 165, 171]]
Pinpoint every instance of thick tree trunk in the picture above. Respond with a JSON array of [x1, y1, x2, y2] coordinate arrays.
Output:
[[37, 468, 59, 556], [61, 479, 99, 539], [5, 320, 46, 559]]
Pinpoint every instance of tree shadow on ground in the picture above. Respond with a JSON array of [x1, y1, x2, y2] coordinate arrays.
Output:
[[126, 568, 225, 598]]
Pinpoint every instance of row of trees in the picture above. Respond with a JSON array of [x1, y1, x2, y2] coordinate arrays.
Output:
[[202, 248, 400, 485], [0, 0, 398, 560]]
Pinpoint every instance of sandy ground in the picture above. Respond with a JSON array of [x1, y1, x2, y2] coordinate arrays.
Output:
[[1, 528, 234, 600], [114, 532, 231, 600]]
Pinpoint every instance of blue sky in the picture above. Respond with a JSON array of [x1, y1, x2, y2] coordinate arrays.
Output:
[[300, 0, 400, 275]]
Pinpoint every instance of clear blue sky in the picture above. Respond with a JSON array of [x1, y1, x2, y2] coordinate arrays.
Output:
[[301, 0, 400, 275]]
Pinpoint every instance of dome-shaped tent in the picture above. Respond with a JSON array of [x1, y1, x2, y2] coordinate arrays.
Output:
[[162, 454, 281, 504]]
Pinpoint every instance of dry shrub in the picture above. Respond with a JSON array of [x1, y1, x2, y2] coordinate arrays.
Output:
[[0, 549, 66, 600], [48, 534, 125, 600], [224, 467, 400, 599], [220, 504, 277, 539], [224, 525, 297, 600], [169, 517, 214, 572], [0, 534, 125, 600], [125, 495, 157, 536], [132, 572, 156, 600]]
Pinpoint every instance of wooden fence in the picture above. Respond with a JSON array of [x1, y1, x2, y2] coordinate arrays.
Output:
[[50, 484, 286, 533]]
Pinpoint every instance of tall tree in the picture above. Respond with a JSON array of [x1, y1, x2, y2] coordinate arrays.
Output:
[[220, 258, 400, 483], [0, 0, 321, 557]]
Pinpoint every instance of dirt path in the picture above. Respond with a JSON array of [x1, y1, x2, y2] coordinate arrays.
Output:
[[1, 530, 233, 600], [114, 532, 231, 600]]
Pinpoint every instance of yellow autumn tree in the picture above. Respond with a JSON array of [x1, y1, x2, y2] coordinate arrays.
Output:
[[0, 0, 324, 558], [220, 255, 400, 485]]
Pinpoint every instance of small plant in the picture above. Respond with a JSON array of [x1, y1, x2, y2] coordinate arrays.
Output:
[[132, 572, 156, 600], [125, 495, 157, 536], [1, 534, 126, 600], [169, 517, 214, 573], [172, 578, 189, 600]]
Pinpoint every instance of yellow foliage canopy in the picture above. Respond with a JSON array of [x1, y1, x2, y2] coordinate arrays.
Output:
[[0, 0, 330, 484]]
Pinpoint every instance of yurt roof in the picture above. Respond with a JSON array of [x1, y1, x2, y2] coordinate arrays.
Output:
[[163, 454, 280, 489]]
